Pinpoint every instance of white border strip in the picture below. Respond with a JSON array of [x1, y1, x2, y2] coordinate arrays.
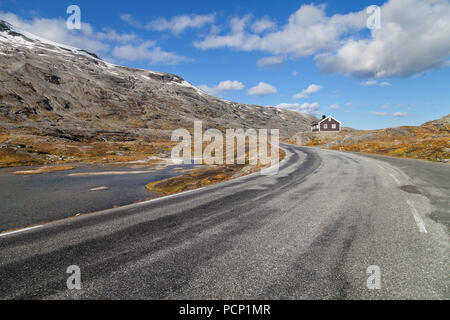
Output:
[[407, 200, 428, 233], [0, 225, 42, 238], [389, 173, 401, 185]]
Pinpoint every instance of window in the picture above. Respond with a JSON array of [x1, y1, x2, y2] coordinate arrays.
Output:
[[323, 124, 328, 129], [332, 124, 337, 129]]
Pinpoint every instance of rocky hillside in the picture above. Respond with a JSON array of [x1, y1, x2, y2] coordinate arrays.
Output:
[[0, 20, 315, 145], [292, 114, 450, 163]]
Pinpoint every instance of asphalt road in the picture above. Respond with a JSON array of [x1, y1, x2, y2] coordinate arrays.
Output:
[[0, 144, 448, 300]]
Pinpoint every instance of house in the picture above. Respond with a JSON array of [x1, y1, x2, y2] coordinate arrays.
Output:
[[311, 115, 341, 132]]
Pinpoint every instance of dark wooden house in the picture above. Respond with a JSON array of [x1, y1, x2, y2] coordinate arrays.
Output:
[[311, 115, 341, 132]]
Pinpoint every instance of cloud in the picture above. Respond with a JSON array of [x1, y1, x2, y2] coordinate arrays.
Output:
[[371, 111, 388, 116], [195, 0, 450, 79], [1, 11, 190, 66], [371, 110, 409, 117], [328, 104, 340, 110], [392, 112, 409, 117], [363, 80, 377, 86], [146, 14, 215, 34], [112, 41, 191, 65], [120, 14, 143, 28], [293, 84, 322, 99], [276, 102, 321, 116], [251, 16, 276, 33], [257, 56, 285, 68], [194, 4, 365, 56], [96, 27, 137, 43], [292, 71, 299, 76], [198, 80, 245, 96], [0, 12, 111, 54], [363, 80, 392, 87], [247, 82, 277, 96], [316, 0, 450, 78]]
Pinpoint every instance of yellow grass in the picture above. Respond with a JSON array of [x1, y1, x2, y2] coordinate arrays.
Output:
[[292, 124, 449, 163], [0, 130, 175, 168]]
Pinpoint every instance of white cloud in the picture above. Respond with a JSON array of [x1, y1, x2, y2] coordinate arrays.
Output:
[[276, 102, 321, 115], [195, 0, 450, 79], [371, 111, 388, 116], [112, 41, 191, 65], [198, 80, 245, 96], [0, 12, 111, 54], [247, 82, 277, 96], [257, 56, 285, 67], [363, 80, 392, 87], [96, 27, 137, 43], [292, 70, 299, 76], [293, 84, 322, 99], [147, 14, 215, 34], [316, 0, 450, 78], [251, 16, 276, 33], [363, 80, 377, 86], [328, 104, 340, 110], [120, 14, 142, 28], [393, 112, 409, 117], [1, 12, 190, 66], [194, 4, 365, 57]]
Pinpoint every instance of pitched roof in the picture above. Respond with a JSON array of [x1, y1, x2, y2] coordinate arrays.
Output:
[[311, 116, 341, 126]]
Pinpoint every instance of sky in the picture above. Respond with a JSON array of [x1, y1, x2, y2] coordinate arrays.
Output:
[[0, 0, 449, 130]]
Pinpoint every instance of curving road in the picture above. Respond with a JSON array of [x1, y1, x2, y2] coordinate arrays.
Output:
[[0, 144, 448, 300]]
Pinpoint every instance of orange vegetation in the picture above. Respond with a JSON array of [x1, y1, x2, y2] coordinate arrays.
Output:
[[301, 122, 449, 163]]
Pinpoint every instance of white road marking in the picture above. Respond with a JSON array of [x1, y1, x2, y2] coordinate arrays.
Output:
[[375, 163, 384, 169], [389, 173, 401, 185], [89, 186, 109, 191], [394, 168, 410, 181], [407, 200, 428, 233], [0, 225, 42, 238]]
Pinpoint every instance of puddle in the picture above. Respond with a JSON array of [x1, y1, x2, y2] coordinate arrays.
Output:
[[400, 185, 422, 194]]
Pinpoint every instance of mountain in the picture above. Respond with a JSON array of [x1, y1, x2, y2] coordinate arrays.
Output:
[[422, 114, 450, 128], [0, 20, 315, 146]]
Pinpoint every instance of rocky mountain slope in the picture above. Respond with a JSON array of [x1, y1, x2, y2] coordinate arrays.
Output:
[[0, 20, 315, 145]]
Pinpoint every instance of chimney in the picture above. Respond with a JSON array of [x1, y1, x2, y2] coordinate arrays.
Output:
[[322, 115, 326, 120]]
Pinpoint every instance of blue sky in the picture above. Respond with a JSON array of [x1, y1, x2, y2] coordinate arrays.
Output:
[[1, 0, 449, 130]]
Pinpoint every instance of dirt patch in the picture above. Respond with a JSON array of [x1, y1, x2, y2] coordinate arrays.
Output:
[[146, 165, 247, 196]]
